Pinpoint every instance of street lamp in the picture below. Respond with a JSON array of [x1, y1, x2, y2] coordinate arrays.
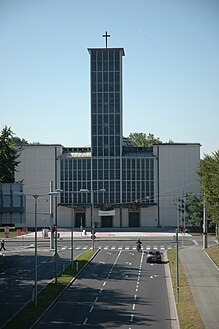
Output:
[[80, 188, 106, 250], [70, 192, 75, 269], [52, 189, 63, 284], [203, 198, 208, 249], [14, 190, 60, 306]]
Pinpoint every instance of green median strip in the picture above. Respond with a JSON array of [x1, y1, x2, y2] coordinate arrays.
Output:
[[3, 249, 97, 329], [167, 248, 205, 329]]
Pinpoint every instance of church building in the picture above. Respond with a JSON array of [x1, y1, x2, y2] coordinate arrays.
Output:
[[14, 34, 200, 230]]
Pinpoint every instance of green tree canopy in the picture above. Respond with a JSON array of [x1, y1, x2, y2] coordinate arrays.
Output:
[[198, 151, 219, 226], [12, 136, 28, 146], [127, 132, 161, 147], [183, 193, 203, 227], [0, 126, 20, 183]]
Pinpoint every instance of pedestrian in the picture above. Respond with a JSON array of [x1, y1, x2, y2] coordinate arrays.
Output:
[[0, 239, 6, 251]]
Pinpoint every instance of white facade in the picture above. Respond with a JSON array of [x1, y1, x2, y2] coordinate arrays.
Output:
[[15, 144, 62, 228], [154, 144, 200, 227]]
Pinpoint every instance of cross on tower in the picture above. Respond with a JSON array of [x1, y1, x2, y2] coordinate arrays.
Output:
[[102, 31, 111, 48]]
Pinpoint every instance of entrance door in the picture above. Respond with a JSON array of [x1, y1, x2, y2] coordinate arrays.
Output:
[[129, 212, 140, 227], [75, 213, 85, 228], [101, 216, 113, 228]]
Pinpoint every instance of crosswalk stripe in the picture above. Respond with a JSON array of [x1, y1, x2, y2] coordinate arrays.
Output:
[[62, 245, 166, 251]]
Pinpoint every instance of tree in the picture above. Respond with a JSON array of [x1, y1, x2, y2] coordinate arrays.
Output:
[[12, 136, 28, 146], [127, 132, 161, 147], [184, 193, 203, 227], [198, 151, 219, 227], [0, 126, 20, 183]]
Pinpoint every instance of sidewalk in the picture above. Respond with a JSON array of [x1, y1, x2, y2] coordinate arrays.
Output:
[[14, 230, 190, 240], [179, 245, 219, 329]]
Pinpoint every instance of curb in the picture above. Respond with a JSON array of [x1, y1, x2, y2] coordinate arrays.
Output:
[[164, 251, 180, 329], [204, 249, 219, 271]]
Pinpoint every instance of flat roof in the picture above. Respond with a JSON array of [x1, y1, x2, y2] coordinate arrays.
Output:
[[88, 48, 125, 56]]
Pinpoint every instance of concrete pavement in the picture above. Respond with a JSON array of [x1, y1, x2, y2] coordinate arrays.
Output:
[[179, 244, 219, 329], [14, 229, 191, 240]]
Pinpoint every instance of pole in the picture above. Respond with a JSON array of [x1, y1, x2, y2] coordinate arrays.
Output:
[[203, 199, 208, 249], [50, 181, 54, 249], [91, 191, 94, 250], [54, 195, 58, 284], [71, 198, 74, 269], [34, 195, 38, 307], [176, 228, 179, 303]]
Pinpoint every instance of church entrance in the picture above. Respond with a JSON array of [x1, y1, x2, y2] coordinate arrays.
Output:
[[129, 212, 140, 227], [101, 216, 113, 228], [75, 213, 86, 228]]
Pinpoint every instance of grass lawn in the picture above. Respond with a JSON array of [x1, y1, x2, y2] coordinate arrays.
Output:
[[205, 244, 219, 267], [167, 248, 205, 329], [2, 249, 97, 329]]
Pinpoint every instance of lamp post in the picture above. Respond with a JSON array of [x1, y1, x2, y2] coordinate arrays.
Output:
[[14, 190, 60, 306], [80, 188, 106, 250], [70, 192, 74, 269], [203, 198, 208, 249], [53, 189, 62, 284]]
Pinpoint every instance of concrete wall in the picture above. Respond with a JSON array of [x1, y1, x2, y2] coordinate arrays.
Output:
[[15, 145, 63, 228], [154, 144, 200, 227]]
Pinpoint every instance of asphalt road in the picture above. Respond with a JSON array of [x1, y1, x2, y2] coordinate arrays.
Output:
[[33, 249, 172, 329], [0, 235, 216, 328], [0, 238, 172, 328]]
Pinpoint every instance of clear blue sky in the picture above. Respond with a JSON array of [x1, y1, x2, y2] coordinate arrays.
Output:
[[0, 0, 218, 157]]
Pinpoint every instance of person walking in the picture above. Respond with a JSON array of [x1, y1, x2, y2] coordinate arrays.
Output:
[[0, 239, 6, 251], [136, 238, 142, 252]]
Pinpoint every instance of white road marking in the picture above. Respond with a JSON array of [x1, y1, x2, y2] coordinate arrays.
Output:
[[103, 281, 106, 286], [83, 317, 88, 325], [95, 297, 98, 302], [89, 306, 94, 313], [134, 294, 137, 300], [130, 314, 134, 322], [132, 304, 136, 310]]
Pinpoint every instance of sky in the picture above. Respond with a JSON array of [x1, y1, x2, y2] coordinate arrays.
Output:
[[0, 0, 218, 158]]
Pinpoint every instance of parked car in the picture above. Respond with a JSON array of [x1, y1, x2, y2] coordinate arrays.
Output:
[[146, 250, 162, 263]]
